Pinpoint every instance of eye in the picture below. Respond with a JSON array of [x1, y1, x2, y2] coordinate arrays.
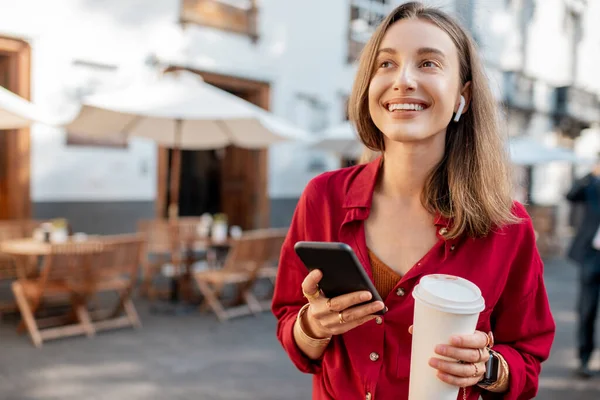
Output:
[[420, 60, 439, 69], [379, 61, 393, 69]]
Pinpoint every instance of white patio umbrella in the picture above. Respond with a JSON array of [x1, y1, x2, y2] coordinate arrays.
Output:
[[0, 86, 58, 129], [311, 121, 363, 158], [64, 70, 308, 217], [508, 136, 581, 165]]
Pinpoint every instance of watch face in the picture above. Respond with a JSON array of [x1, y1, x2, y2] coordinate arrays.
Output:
[[480, 351, 500, 386]]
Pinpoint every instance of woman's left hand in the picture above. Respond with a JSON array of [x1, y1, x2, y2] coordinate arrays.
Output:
[[409, 326, 490, 387]]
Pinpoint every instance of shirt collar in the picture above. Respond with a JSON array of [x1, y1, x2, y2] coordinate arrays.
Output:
[[341, 156, 452, 228], [342, 156, 382, 209]]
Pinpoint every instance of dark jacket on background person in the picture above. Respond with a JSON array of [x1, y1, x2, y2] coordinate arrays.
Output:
[[566, 173, 600, 265]]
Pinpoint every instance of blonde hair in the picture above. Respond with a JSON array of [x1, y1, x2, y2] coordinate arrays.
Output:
[[348, 1, 517, 238]]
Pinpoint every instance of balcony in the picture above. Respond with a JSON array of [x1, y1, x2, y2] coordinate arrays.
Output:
[[554, 85, 600, 126], [347, 1, 391, 63], [180, 0, 258, 42], [503, 71, 535, 111]]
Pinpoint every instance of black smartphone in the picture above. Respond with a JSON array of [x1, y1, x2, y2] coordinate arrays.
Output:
[[294, 241, 386, 315]]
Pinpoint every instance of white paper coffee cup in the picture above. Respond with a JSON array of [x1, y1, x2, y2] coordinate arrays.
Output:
[[408, 274, 485, 400]]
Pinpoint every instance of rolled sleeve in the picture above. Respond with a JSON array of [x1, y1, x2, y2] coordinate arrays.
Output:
[[480, 281, 555, 399], [272, 179, 324, 375], [481, 204, 556, 399], [484, 344, 529, 399], [277, 311, 323, 374]]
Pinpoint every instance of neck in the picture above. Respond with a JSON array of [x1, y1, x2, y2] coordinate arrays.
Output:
[[378, 134, 446, 203]]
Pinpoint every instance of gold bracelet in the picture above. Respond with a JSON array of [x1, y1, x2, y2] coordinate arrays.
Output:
[[497, 352, 510, 387], [294, 303, 332, 348]]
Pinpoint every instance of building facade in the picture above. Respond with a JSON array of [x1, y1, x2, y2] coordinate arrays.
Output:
[[0, 0, 598, 236]]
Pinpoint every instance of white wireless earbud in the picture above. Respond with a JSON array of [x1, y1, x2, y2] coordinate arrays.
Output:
[[453, 95, 466, 122]]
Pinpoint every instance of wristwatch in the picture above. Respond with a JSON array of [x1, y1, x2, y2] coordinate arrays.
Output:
[[478, 349, 500, 387]]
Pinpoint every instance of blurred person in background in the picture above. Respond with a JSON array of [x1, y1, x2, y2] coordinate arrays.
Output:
[[566, 156, 600, 378], [272, 2, 555, 399]]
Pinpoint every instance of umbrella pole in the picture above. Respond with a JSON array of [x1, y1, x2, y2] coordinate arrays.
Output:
[[168, 119, 183, 219]]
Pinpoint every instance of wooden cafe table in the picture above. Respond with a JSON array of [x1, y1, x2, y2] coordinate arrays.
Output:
[[0, 236, 100, 278]]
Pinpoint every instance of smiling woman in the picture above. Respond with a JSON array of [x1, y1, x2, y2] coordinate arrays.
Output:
[[273, 2, 555, 400], [349, 4, 516, 240]]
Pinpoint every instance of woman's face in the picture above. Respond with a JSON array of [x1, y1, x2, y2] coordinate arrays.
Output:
[[368, 18, 464, 145]]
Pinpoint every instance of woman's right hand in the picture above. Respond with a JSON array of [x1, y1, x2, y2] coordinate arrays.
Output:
[[300, 269, 386, 339]]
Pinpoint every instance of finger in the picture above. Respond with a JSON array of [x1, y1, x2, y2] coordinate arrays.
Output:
[[327, 290, 373, 312], [301, 269, 323, 297], [408, 325, 413, 335], [310, 297, 337, 318], [435, 345, 490, 364], [435, 371, 481, 389], [449, 330, 489, 349], [321, 301, 385, 329], [429, 358, 486, 380], [331, 314, 378, 335]]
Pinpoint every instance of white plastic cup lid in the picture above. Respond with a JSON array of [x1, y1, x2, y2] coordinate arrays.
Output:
[[413, 274, 485, 314]]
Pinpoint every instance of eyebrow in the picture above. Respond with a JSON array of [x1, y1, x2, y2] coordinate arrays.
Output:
[[376, 47, 446, 59], [416, 47, 446, 58], [376, 48, 397, 56]]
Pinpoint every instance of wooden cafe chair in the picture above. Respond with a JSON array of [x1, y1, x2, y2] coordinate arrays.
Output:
[[193, 229, 271, 322], [11, 240, 105, 348], [91, 234, 145, 332]]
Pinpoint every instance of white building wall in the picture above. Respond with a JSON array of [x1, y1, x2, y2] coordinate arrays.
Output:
[[526, 0, 600, 206], [0, 0, 598, 206], [0, 0, 359, 202]]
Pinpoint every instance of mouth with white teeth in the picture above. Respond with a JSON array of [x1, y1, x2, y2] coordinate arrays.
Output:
[[386, 103, 429, 112]]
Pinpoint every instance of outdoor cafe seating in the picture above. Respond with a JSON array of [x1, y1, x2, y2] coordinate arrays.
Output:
[[193, 227, 287, 322], [7, 233, 145, 348], [137, 216, 286, 321], [0, 216, 287, 347], [0, 219, 69, 316]]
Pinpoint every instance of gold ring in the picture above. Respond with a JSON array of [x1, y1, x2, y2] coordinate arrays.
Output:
[[476, 348, 484, 363], [472, 363, 479, 377], [303, 287, 320, 301], [484, 331, 494, 349], [338, 311, 346, 324]]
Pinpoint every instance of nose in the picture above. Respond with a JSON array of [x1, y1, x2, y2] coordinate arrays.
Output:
[[393, 65, 416, 92]]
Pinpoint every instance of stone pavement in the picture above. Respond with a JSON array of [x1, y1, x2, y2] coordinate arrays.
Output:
[[0, 257, 599, 399]]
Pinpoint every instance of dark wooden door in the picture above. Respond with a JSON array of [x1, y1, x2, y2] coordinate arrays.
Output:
[[0, 55, 10, 219], [0, 40, 31, 220], [219, 146, 267, 230], [156, 68, 270, 229]]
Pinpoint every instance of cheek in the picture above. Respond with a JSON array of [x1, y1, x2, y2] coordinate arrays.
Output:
[[427, 82, 457, 117], [435, 79, 460, 110], [368, 79, 385, 114]]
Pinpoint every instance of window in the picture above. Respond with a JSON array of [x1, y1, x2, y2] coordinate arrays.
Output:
[[348, 0, 392, 63], [563, 2, 583, 80], [293, 93, 329, 133], [180, 0, 258, 42]]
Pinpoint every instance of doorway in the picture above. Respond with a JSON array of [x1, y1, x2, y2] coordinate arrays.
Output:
[[167, 149, 222, 217], [156, 68, 270, 230]]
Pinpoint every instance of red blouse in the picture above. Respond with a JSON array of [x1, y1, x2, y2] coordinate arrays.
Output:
[[272, 158, 555, 400]]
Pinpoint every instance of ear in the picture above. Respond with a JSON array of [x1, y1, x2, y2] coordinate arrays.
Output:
[[457, 81, 472, 114]]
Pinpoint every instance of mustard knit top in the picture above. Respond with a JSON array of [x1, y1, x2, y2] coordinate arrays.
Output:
[[368, 249, 402, 299]]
